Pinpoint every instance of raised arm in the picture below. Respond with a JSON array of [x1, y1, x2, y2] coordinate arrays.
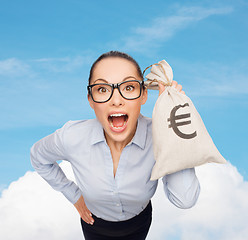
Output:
[[158, 81, 200, 208], [162, 168, 200, 209]]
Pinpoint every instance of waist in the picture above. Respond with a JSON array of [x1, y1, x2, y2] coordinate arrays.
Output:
[[81, 201, 152, 237]]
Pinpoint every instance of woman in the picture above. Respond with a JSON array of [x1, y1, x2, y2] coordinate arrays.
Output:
[[31, 51, 200, 240]]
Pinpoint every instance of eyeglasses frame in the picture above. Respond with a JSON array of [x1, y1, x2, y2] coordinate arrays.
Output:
[[87, 79, 144, 103]]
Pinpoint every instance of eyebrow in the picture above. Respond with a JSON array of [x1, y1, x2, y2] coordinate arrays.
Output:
[[93, 76, 138, 84]]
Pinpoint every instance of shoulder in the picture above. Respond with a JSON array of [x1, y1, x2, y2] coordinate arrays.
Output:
[[57, 119, 100, 144], [61, 119, 98, 132]]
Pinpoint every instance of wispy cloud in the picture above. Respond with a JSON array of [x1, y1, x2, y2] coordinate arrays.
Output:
[[0, 55, 93, 80], [120, 6, 233, 53], [143, 59, 248, 106], [0, 162, 247, 239], [32, 55, 93, 73], [0, 55, 93, 130], [172, 60, 248, 97], [0, 58, 33, 78]]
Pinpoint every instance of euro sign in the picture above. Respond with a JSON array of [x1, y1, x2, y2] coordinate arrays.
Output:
[[167, 103, 197, 139]]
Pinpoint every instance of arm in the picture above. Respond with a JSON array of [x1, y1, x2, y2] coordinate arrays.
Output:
[[30, 123, 81, 204], [30, 122, 95, 224], [159, 81, 200, 208], [162, 168, 200, 209]]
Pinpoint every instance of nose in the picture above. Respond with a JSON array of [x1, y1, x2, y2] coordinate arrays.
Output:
[[109, 88, 124, 106]]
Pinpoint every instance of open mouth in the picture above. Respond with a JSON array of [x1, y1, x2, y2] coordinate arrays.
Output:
[[108, 113, 128, 130]]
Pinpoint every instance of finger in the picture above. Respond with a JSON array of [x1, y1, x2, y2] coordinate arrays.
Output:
[[81, 212, 94, 225], [176, 84, 182, 92], [84, 209, 94, 224], [77, 205, 94, 224], [171, 80, 178, 88], [74, 195, 94, 224], [82, 216, 91, 225], [180, 90, 186, 95], [83, 205, 94, 221], [86, 212, 94, 225], [158, 82, 165, 96]]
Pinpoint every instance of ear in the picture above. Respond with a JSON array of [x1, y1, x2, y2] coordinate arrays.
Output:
[[141, 88, 148, 105], [88, 94, 95, 109]]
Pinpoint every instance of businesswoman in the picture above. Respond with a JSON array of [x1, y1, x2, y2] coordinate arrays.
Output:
[[31, 51, 200, 240]]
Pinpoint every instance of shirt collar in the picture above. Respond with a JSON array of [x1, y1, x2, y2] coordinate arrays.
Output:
[[90, 114, 148, 149], [130, 114, 147, 149], [90, 118, 106, 145]]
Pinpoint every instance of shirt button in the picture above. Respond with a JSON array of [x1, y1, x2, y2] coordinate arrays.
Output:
[[116, 203, 120, 206]]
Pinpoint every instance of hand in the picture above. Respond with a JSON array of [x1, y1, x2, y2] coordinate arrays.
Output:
[[74, 195, 94, 225], [158, 81, 185, 96]]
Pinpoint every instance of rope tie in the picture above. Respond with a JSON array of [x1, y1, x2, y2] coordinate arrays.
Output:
[[143, 63, 172, 87]]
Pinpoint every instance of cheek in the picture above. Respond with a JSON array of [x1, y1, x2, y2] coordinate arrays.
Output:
[[94, 105, 104, 115], [92, 104, 107, 121], [128, 101, 142, 116]]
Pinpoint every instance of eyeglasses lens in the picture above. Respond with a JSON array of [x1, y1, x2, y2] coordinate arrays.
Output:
[[90, 80, 141, 103], [119, 81, 141, 99]]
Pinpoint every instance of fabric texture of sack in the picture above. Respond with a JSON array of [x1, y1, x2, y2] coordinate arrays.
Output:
[[144, 60, 227, 180]]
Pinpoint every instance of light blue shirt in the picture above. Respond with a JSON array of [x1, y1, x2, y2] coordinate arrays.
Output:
[[30, 114, 200, 221]]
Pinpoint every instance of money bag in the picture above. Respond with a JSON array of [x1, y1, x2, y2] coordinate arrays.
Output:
[[144, 60, 227, 180]]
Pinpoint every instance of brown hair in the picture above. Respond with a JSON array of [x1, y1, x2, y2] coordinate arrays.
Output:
[[88, 51, 143, 85]]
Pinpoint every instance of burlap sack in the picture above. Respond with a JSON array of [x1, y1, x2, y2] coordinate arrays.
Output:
[[144, 60, 226, 180]]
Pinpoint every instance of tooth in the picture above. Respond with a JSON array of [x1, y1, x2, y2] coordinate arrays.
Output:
[[110, 113, 125, 117]]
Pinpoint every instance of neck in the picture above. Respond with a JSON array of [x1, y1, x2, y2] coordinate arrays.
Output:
[[104, 122, 137, 153], [104, 133, 132, 153]]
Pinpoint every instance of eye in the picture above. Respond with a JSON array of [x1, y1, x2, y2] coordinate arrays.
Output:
[[124, 85, 135, 92], [97, 86, 109, 93]]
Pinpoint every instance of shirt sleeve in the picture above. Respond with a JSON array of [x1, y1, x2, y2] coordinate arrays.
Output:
[[30, 122, 82, 204], [162, 168, 200, 209]]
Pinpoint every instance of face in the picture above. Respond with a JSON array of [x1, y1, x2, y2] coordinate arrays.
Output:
[[88, 57, 147, 146]]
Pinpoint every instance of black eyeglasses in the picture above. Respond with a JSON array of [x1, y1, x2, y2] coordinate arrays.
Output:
[[87, 80, 144, 103]]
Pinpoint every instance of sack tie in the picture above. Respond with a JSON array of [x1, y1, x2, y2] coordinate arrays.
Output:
[[143, 63, 172, 88]]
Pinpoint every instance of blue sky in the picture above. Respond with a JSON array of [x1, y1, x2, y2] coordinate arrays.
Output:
[[0, 0, 247, 194], [0, 0, 248, 239]]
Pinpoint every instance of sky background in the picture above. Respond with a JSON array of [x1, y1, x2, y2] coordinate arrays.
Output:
[[0, 0, 247, 239]]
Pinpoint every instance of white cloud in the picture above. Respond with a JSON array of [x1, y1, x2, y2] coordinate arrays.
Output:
[[0, 161, 247, 240], [120, 6, 233, 53], [0, 162, 82, 240], [0, 184, 7, 194], [148, 162, 248, 240]]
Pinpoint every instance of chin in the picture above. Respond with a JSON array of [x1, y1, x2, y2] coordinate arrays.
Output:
[[104, 125, 135, 145]]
